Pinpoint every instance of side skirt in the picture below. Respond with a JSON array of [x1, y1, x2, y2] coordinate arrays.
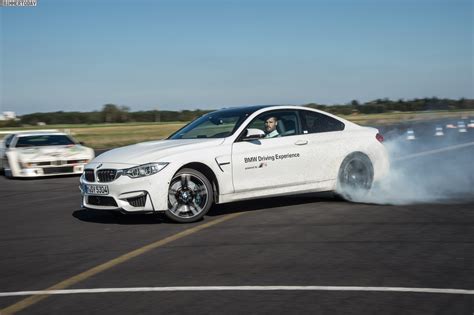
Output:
[[217, 179, 336, 204]]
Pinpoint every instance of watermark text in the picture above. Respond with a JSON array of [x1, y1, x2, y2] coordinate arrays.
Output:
[[1, 0, 37, 7]]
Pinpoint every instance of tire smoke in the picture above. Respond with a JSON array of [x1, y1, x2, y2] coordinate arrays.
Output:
[[350, 123, 474, 205]]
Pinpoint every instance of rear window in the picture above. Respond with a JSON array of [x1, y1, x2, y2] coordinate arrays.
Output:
[[15, 135, 75, 147], [300, 110, 345, 134]]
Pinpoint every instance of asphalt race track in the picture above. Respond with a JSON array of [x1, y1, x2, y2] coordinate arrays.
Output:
[[1, 120, 473, 315]]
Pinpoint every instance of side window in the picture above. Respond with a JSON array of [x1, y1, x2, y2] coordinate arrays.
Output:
[[4, 135, 14, 148], [300, 110, 345, 134], [245, 110, 300, 139]]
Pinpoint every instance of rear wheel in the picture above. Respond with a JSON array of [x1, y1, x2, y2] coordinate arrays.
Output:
[[165, 168, 214, 223], [337, 153, 374, 201]]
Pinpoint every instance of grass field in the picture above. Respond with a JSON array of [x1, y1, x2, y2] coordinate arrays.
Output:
[[69, 123, 186, 148], [343, 110, 474, 126], [0, 122, 186, 149], [1, 110, 473, 149]]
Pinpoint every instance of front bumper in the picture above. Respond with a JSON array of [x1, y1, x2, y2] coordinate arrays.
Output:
[[15, 164, 86, 177], [79, 163, 172, 213]]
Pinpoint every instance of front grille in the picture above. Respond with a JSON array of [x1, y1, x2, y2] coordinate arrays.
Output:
[[87, 196, 118, 207], [97, 169, 118, 182], [127, 194, 147, 207], [51, 160, 67, 166], [84, 169, 95, 182], [43, 166, 74, 174], [68, 159, 88, 164]]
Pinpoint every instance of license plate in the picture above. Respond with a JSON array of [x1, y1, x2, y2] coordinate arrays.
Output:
[[85, 184, 109, 195]]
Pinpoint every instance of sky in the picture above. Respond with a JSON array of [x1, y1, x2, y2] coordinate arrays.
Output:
[[1, 0, 473, 114]]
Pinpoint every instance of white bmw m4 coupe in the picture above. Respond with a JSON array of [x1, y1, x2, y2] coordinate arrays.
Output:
[[80, 105, 389, 223]]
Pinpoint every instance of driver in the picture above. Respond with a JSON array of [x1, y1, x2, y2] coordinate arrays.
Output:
[[264, 116, 280, 138]]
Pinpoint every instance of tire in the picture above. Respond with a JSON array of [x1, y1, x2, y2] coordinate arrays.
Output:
[[336, 153, 374, 201], [3, 157, 13, 179], [165, 168, 214, 223], [4, 169, 13, 178]]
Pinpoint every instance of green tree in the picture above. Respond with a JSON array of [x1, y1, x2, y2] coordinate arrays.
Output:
[[102, 104, 130, 123]]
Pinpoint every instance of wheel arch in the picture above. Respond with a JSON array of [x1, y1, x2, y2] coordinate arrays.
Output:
[[341, 151, 372, 163], [176, 162, 220, 203]]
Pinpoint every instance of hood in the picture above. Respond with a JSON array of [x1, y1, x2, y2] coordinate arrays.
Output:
[[92, 138, 225, 165], [15, 145, 92, 162]]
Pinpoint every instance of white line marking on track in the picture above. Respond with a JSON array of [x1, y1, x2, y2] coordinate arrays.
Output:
[[1, 286, 473, 297], [395, 141, 474, 161]]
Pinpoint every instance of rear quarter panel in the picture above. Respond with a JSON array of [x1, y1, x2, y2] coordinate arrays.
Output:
[[339, 127, 389, 182], [308, 125, 389, 187]]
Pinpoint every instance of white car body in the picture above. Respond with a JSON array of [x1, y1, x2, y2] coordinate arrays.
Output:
[[80, 105, 389, 222], [0, 131, 95, 178]]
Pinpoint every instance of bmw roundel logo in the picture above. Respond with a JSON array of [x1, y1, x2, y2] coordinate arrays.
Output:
[[97, 163, 103, 169]]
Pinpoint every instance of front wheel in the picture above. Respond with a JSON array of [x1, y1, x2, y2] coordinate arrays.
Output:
[[165, 168, 214, 223], [2, 157, 13, 178], [337, 153, 374, 201]]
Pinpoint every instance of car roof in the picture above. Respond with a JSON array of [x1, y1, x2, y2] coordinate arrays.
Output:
[[212, 104, 283, 115], [14, 131, 68, 137], [211, 104, 331, 116]]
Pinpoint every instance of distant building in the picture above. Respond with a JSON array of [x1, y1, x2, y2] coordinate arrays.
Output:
[[0, 111, 16, 121]]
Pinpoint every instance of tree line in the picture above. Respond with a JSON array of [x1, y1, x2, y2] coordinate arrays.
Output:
[[305, 97, 473, 115], [4, 98, 474, 127], [15, 104, 211, 126]]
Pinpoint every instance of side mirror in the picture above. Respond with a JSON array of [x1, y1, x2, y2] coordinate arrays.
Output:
[[79, 141, 85, 146], [243, 128, 265, 140]]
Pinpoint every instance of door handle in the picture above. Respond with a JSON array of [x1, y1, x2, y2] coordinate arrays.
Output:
[[294, 140, 308, 145]]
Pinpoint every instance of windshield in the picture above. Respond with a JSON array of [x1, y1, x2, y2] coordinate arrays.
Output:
[[15, 135, 76, 147], [168, 106, 268, 139]]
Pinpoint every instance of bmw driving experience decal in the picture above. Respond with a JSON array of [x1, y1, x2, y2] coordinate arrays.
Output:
[[244, 152, 301, 170]]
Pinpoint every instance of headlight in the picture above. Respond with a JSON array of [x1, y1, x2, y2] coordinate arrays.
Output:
[[20, 161, 33, 168], [123, 162, 169, 178]]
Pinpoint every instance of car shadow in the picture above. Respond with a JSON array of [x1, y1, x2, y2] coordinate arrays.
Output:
[[72, 192, 339, 225], [72, 209, 171, 225], [207, 192, 338, 217]]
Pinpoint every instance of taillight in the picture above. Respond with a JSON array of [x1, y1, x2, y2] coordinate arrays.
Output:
[[376, 133, 384, 143]]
